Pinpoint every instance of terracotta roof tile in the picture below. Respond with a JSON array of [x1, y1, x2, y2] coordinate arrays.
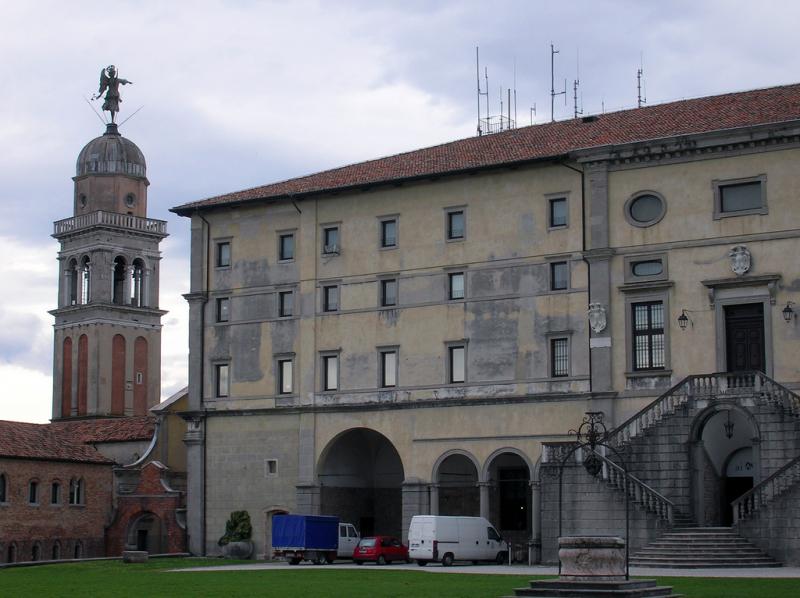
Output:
[[0, 417, 155, 464], [172, 83, 800, 214]]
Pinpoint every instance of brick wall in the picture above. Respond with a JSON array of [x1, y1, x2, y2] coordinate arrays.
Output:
[[0, 457, 112, 563]]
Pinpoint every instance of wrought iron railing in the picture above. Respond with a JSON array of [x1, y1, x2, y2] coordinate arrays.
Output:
[[54, 210, 167, 236], [732, 454, 800, 523]]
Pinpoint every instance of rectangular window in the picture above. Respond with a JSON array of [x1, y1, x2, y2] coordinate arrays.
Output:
[[51, 483, 60, 505], [216, 241, 231, 267], [279, 233, 295, 261], [447, 210, 465, 240], [323, 355, 339, 391], [381, 219, 397, 248], [381, 279, 397, 307], [323, 285, 339, 312], [216, 297, 230, 322], [551, 338, 569, 377], [265, 459, 278, 477], [448, 272, 465, 300], [380, 350, 397, 388], [278, 291, 293, 317], [632, 301, 665, 370], [29, 482, 38, 504], [550, 262, 568, 291], [215, 363, 230, 397], [720, 181, 761, 213], [549, 197, 568, 228], [323, 227, 340, 254], [449, 345, 466, 383], [278, 359, 293, 394]]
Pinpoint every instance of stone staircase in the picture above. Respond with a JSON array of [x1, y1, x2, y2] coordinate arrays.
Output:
[[630, 526, 781, 568], [506, 579, 682, 597]]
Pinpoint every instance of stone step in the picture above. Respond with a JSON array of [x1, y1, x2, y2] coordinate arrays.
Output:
[[508, 578, 682, 597], [629, 560, 782, 569]]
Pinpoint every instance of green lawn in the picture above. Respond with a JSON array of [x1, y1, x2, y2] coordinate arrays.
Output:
[[0, 559, 798, 597]]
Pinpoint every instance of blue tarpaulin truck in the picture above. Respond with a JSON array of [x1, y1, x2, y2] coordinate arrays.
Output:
[[272, 514, 340, 565]]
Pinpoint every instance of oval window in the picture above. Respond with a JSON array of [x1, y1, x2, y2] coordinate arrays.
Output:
[[628, 194, 663, 224], [632, 260, 663, 277], [125, 194, 136, 208]]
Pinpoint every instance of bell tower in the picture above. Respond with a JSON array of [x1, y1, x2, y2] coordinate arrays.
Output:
[[50, 122, 168, 419]]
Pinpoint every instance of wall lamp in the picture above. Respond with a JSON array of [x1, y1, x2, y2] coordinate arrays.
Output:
[[782, 301, 796, 323], [677, 309, 693, 330]]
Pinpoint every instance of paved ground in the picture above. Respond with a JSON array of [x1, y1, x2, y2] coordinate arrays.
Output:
[[174, 560, 800, 578]]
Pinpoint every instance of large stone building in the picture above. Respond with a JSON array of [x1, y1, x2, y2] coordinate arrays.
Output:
[[172, 84, 800, 564], [1, 122, 188, 564]]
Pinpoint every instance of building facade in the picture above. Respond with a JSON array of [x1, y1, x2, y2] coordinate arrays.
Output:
[[174, 84, 800, 562]]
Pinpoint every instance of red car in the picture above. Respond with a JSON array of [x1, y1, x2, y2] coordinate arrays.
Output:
[[353, 536, 409, 565]]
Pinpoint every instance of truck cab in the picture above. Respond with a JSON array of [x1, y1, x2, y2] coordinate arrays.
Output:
[[337, 522, 360, 558]]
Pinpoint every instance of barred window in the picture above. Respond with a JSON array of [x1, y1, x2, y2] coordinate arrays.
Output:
[[632, 301, 665, 370], [551, 338, 569, 377]]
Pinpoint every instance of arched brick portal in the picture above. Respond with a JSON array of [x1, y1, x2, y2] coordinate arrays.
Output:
[[318, 428, 404, 538]]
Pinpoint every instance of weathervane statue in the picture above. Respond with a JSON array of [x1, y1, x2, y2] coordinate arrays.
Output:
[[92, 65, 132, 124]]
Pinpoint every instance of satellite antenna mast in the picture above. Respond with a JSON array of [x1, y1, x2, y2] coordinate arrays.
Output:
[[476, 47, 490, 135], [573, 50, 583, 119], [637, 54, 647, 108], [530, 104, 537, 125], [513, 57, 518, 126], [550, 43, 566, 122]]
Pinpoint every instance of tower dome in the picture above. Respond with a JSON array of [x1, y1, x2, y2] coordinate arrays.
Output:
[[76, 123, 146, 178]]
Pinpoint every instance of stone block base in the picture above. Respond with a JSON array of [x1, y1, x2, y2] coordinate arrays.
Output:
[[122, 551, 148, 564]]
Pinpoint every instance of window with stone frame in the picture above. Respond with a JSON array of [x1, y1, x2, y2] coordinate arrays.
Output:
[[323, 285, 339, 312], [380, 349, 397, 388], [278, 290, 293, 317], [215, 363, 230, 398], [51, 481, 61, 505], [279, 233, 295, 261], [278, 358, 293, 394], [448, 272, 465, 300], [322, 354, 339, 391], [216, 297, 230, 322], [551, 337, 570, 377], [448, 344, 466, 383], [0, 473, 7, 503], [550, 261, 568, 291], [549, 197, 568, 228], [446, 209, 465, 240], [380, 279, 397, 307], [28, 480, 39, 505], [216, 241, 231, 267], [380, 218, 397, 248], [632, 301, 666, 370], [323, 226, 340, 254]]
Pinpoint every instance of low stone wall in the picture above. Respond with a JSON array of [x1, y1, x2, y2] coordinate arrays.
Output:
[[736, 482, 800, 565]]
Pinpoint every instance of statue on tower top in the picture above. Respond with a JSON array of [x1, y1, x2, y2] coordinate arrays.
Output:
[[92, 65, 132, 124]]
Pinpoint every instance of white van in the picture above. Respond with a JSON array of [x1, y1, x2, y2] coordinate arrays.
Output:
[[407, 515, 506, 566]]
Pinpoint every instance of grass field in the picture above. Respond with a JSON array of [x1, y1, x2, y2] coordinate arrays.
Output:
[[1, 559, 798, 597]]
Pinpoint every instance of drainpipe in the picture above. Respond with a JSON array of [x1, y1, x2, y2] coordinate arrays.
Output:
[[559, 161, 591, 393]]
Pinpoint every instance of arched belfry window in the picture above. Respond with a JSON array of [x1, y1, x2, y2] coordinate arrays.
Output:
[[131, 259, 145, 307], [112, 256, 127, 305], [80, 256, 91, 304], [67, 259, 79, 306], [69, 478, 85, 505]]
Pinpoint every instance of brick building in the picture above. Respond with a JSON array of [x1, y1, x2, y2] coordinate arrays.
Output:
[[0, 118, 187, 564]]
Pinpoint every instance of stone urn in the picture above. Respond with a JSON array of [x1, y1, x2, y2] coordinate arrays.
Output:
[[222, 540, 254, 559], [558, 536, 625, 581]]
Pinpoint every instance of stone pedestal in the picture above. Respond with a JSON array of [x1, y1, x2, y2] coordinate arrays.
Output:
[[558, 535, 625, 581], [122, 551, 148, 564]]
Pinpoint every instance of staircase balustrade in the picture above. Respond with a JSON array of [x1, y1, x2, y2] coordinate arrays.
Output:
[[732, 454, 800, 523]]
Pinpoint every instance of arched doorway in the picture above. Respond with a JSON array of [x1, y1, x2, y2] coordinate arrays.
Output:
[[435, 452, 479, 516], [318, 428, 404, 537], [691, 406, 757, 526], [264, 507, 289, 560], [126, 512, 164, 553], [485, 451, 532, 546]]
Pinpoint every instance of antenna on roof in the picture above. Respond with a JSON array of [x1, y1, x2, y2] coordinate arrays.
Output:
[[637, 53, 647, 108], [550, 43, 567, 122], [573, 49, 583, 119], [474, 46, 516, 135], [513, 57, 518, 126]]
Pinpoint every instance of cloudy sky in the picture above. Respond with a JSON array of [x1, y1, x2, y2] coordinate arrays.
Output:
[[2, 0, 800, 423]]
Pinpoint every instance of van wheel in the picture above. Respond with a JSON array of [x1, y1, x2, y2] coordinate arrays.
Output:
[[496, 552, 507, 565], [416, 560, 428, 567], [442, 553, 454, 567], [289, 558, 301, 565], [377, 555, 387, 566]]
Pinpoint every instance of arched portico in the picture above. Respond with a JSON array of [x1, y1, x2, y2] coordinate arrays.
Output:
[[318, 428, 404, 537], [690, 403, 760, 526], [483, 448, 533, 547], [431, 449, 480, 517]]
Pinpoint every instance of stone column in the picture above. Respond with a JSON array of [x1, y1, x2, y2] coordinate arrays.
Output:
[[401, 478, 430, 544], [296, 483, 321, 515], [530, 480, 542, 563], [123, 265, 133, 305], [429, 484, 439, 515], [184, 415, 205, 555], [479, 481, 491, 520]]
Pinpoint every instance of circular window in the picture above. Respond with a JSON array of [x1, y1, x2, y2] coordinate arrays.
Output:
[[125, 194, 136, 208], [79, 194, 87, 208], [624, 192, 666, 227]]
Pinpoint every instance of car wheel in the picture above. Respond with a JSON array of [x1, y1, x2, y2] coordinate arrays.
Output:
[[289, 558, 301, 566], [355, 560, 363, 565], [377, 555, 387, 566], [442, 553, 454, 567], [472, 560, 479, 565], [496, 552, 507, 565], [416, 560, 428, 567]]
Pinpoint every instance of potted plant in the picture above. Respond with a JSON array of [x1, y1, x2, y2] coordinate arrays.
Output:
[[218, 510, 254, 559]]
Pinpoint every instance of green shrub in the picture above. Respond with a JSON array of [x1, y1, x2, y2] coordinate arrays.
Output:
[[218, 510, 252, 546]]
